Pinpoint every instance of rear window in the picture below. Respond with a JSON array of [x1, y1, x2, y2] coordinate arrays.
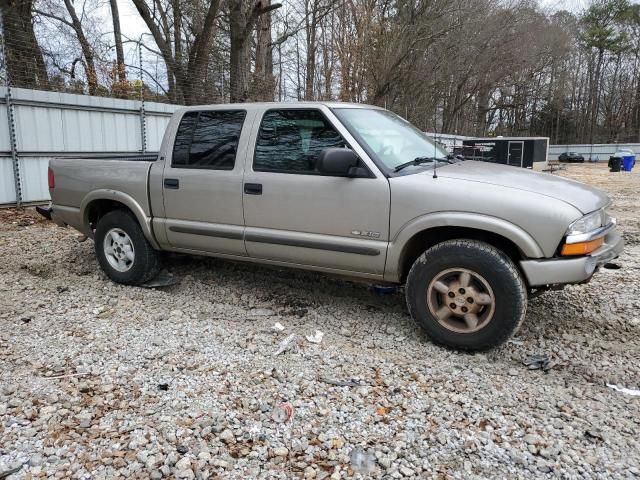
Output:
[[172, 110, 246, 169]]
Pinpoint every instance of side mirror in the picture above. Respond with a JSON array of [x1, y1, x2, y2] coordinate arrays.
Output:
[[316, 148, 362, 177]]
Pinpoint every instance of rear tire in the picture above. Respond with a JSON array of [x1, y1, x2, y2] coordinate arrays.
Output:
[[406, 239, 527, 351], [94, 210, 160, 285]]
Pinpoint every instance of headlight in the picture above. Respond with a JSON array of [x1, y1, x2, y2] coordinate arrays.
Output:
[[566, 209, 609, 236], [561, 209, 611, 256]]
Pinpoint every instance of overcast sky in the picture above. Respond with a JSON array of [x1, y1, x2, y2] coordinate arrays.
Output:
[[114, 0, 639, 40]]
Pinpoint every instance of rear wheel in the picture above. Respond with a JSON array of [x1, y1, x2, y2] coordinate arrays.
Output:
[[406, 239, 527, 351], [94, 210, 160, 285]]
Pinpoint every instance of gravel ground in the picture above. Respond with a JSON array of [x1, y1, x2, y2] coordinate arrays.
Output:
[[1, 163, 639, 479]]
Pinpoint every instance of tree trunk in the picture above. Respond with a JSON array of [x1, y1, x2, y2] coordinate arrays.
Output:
[[251, 0, 274, 101], [63, 0, 98, 94], [475, 85, 490, 136], [304, 0, 317, 100], [0, 0, 49, 88], [229, 1, 250, 103], [109, 0, 126, 82]]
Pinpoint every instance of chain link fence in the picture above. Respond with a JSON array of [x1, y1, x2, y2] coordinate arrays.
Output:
[[0, 26, 187, 206]]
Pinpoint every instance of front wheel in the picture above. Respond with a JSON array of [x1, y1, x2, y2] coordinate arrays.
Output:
[[406, 239, 527, 351], [94, 210, 160, 285]]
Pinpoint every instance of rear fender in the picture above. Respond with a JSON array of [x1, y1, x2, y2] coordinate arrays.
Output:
[[80, 189, 160, 250]]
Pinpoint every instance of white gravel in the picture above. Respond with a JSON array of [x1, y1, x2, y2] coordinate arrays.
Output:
[[1, 163, 639, 479]]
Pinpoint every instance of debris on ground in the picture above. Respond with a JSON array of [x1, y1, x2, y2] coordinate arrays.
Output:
[[305, 330, 324, 344], [273, 333, 297, 356], [0, 465, 23, 480], [372, 285, 401, 296], [317, 377, 369, 387], [270, 403, 294, 423], [523, 353, 556, 371], [350, 446, 376, 474], [607, 383, 640, 396], [603, 262, 622, 270], [140, 272, 177, 288]]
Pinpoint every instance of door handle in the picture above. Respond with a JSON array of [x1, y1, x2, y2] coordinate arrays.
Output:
[[244, 183, 262, 195], [164, 178, 179, 189]]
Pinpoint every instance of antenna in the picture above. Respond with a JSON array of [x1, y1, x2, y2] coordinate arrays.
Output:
[[433, 159, 438, 179]]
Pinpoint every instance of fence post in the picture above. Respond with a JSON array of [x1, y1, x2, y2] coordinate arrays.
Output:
[[2, 27, 22, 207], [5, 91, 22, 207], [138, 41, 147, 153]]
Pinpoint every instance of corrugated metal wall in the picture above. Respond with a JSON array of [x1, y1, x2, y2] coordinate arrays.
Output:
[[548, 144, 640, 160], [0, 87, 179, 206]]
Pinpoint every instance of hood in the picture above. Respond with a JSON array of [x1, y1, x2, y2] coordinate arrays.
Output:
[[429, 161, 609, 214]]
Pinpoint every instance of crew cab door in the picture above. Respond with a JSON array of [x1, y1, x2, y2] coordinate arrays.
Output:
[[242, 107, 390, 277], [159, 108, 252, 255]]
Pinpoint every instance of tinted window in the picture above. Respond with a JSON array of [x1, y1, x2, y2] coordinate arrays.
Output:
[[172, 110, 246, 169], [254, 109, 346, 173]]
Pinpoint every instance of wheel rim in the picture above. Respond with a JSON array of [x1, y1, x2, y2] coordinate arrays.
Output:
[[426, 268, 495, 334], [103, 228, 135, 272]]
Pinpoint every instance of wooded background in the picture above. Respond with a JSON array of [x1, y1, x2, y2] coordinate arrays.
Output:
[[1, 0, 640, 144]]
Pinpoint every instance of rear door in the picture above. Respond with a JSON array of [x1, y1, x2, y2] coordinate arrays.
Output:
[[160, 108, 251, 255], [242, 107, 390, 277]]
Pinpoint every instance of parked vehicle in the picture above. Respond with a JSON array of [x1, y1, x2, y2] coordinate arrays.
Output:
[[559, 152, 585, 163], [39, 103, 624, 351]]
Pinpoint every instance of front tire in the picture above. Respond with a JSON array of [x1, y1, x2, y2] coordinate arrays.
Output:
[[94, 210, 160, 285], [406, 239, 527, 351]]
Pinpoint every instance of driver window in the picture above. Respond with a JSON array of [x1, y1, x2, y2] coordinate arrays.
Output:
[[253, 109, 347, 174]]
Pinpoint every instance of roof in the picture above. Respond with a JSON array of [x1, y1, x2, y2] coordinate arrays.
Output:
[[175, 101, 383, 112], [465, 137, 550, 141]]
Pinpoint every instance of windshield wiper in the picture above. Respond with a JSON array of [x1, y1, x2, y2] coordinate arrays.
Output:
[[394, 156, 451, 172]]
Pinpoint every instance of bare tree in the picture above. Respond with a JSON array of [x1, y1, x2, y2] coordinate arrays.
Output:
[[228, 0, 281, 102], [0, 0, 49, 88], [109, 0, 125, 83], [130, 0, 222, 104]]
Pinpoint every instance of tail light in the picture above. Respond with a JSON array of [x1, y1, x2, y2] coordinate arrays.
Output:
[[48, 167, 55, 189]]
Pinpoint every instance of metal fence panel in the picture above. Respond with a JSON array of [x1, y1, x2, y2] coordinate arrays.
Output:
[[18, 156, 50, 203], [0, 158, 16, 204], [0, 87, 179, 206], [548, 144, 640, 160], [0, 102, 12, 152]]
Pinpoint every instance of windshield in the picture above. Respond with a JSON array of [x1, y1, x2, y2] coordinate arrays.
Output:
[[333, 108, 449, 171]]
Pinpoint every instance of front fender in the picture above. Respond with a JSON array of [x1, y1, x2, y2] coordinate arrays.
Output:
[[80, 189, 160, 250], [384, 212, 545, 282]]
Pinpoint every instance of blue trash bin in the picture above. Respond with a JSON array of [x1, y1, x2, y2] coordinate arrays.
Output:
[[614, 149, 636, 171], [622, 155, 635, 171]]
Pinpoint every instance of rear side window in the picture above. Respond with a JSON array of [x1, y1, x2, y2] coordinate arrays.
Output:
[[253, 109, 346, 174], [172, 110, 246, 169]]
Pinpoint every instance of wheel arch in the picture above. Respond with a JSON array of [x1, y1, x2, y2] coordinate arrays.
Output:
[[80, 190, 159, 249], [386, 213, 544, 283]]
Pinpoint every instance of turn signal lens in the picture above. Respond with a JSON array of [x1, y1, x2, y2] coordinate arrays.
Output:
[[561, 238, 604, 256]]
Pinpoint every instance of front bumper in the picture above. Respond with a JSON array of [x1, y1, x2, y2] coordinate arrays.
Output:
[[520, 226, 624, 287]]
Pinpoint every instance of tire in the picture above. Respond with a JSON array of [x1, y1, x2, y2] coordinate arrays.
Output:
[[405, 239, 527, 351], [94, 209, 160, 285]]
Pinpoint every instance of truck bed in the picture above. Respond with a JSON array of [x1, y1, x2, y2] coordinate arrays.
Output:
[[49, 156, 156, 223]]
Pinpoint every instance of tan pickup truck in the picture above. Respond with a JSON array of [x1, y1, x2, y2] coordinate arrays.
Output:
[[39, 102, 624, 350]]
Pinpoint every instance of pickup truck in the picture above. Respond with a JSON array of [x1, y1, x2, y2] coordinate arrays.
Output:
[[40, 102, 624, 350]]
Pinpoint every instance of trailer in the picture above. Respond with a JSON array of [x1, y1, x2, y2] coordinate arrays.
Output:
[[457, 137, 549, 168]]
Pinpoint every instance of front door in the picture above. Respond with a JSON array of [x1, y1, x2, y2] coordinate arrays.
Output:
[[242, 108, 390, 277], [161, 108, 251, 255], [508, 141, 524, 167]]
